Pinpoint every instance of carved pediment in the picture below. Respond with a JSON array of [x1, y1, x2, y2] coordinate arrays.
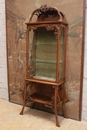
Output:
[[29, 5, 66, 22]]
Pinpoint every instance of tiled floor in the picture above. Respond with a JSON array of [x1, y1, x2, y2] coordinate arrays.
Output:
[[0, 98, 87, 130]]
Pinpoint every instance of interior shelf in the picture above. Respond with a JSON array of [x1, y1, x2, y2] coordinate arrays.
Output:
[[29, 59, 56, 64], [29, 43, 57, 46], [29, 59, 63, 64]]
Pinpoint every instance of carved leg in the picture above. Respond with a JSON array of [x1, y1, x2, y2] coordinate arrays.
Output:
[[54, 86, 60, 127], [20, 80, 27, 115]]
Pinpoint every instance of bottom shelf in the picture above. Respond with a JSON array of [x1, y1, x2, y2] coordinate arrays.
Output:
[[30, 93, 52, 104]]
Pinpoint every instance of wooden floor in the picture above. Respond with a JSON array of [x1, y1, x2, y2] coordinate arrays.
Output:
[[0, 98, 87, 130]]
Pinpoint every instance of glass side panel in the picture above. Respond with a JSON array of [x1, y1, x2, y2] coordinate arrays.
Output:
[[59, 28, 64, 79], [28, 27, 57, 81]]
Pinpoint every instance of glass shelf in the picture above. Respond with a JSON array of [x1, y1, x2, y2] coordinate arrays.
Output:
[[29, 59, 63, 64], [29, 59, 56, 64], [29, 43, 57, 46]]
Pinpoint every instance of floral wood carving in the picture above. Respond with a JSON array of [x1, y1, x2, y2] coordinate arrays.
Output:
[[29, 5, 66, 22]]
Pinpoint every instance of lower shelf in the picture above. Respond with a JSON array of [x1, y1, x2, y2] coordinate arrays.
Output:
[[30, 93, 52, 104]]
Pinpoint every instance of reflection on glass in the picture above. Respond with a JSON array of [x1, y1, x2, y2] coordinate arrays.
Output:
[[59, 29, 64, 79], [28, 27, 57, 81]]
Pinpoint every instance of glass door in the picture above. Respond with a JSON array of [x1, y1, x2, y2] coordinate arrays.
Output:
[[28, 27, 57, 81]]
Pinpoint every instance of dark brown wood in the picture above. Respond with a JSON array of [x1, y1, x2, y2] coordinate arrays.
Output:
[[20, 5, 68, 127]]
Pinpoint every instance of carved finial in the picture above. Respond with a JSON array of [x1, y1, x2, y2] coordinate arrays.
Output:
[[40, 5, 49, 12]]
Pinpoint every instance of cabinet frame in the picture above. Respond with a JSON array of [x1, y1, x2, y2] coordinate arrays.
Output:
[[20, 5, 68, 127]]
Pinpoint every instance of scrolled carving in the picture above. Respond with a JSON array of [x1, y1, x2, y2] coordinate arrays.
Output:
[[39, 5, 56, 13], [54, 30, 58, 40], [29, 5, 66, 22]]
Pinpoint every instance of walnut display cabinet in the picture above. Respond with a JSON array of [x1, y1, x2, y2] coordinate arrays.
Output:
[[20, 5, 68, 127]]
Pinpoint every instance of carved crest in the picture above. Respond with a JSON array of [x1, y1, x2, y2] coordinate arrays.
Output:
[[29, 5, 66, 22]]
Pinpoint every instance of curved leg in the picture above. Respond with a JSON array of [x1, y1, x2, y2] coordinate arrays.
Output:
[[20, 80, 27, 115], [54, 86, 60, 127]]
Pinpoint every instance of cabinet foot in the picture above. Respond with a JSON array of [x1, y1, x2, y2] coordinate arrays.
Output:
[[20, 105, 25, 115], [20, 111, 23, 115], [56, 122, 60, 127], [55, 115, 60, 127]]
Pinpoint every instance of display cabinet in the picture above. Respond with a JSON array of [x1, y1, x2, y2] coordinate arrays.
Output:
[[20, 5, 68, 127]]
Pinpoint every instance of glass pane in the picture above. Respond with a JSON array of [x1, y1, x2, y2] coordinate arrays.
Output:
[[28, 27, 57, 81], [59, 28, 64, 79], [33, 62, 56, 81]]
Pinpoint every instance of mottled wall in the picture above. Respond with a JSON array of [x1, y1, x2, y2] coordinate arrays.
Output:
[[6, 0, 84, 120]]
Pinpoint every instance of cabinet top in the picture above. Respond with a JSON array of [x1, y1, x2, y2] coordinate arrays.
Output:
[[28, 5, 67, 24]]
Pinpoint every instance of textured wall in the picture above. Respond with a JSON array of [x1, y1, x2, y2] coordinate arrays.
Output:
[[0, 0, 8, 100]]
